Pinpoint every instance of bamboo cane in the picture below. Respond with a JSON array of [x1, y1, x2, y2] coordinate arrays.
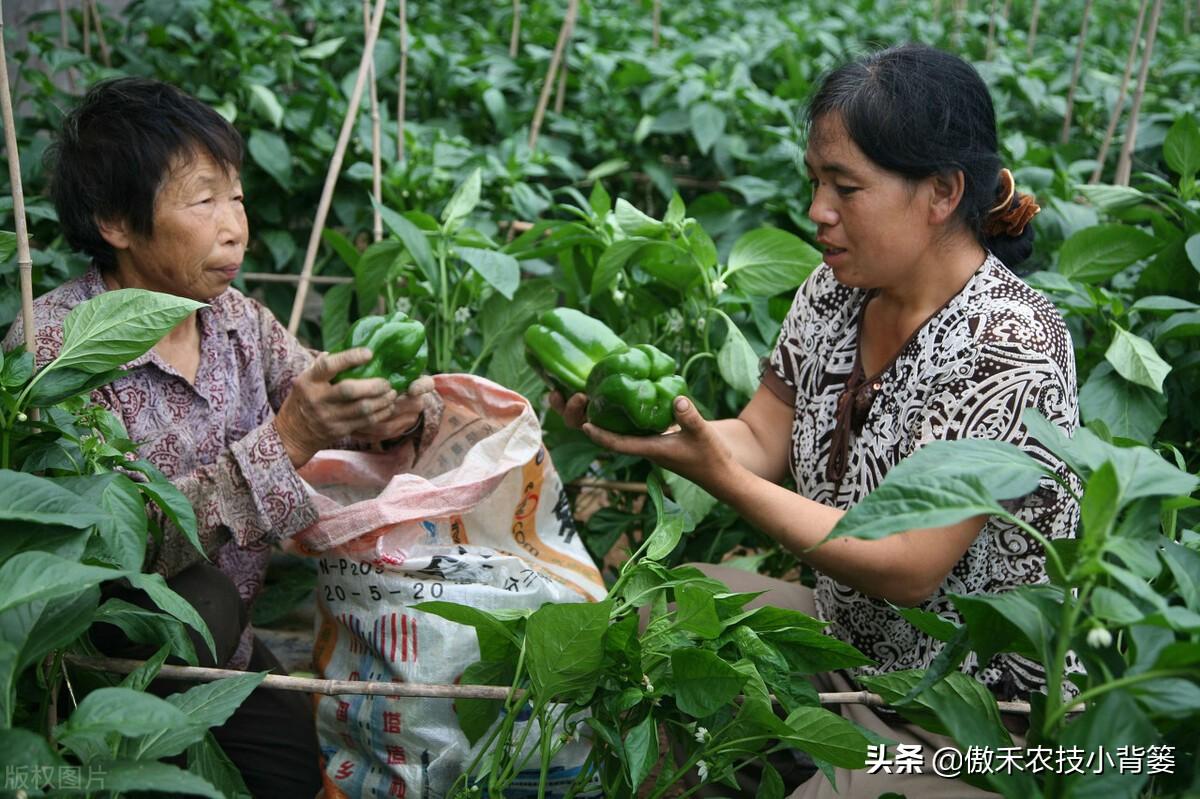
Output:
[[64, 654, 1074, 716], [56, 0, 75, 90], [1025, 0, 1040, 58], [87, 0, 110, 68], [1114, 0, 1164, 187], [241, 272, 353, 285], [571, 478, 649, 494], [1089, 0, 1149, 184], [1002, 0, 1011, 24], [0, 2, 36, 361], [287, 0, 388, 335], [396, 0, 408, 162], [80, 0, 90, 59], [985, 0, 998, 59], [528, 0, 579, 154], [363, 0, 383, 244], [652, 0, 661, 48], [952, 0, 967, 48], [510, 0, 521, 58], [1060, 0, 1094, 145], [554, 9, 577, 115]]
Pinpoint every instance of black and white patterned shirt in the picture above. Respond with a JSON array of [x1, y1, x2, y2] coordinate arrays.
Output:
[[765, 253, 1080, 700]]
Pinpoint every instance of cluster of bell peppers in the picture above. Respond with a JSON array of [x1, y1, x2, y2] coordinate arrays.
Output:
[[332, 309, 428, 393], [524, 308, 688, 435]]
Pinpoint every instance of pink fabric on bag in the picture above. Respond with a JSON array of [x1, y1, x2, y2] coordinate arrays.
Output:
[[294, 373, 546, 553]]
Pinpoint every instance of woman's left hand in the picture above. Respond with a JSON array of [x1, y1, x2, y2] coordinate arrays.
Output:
[[582, 396, 734, 489], [350, 375, 438, 443]]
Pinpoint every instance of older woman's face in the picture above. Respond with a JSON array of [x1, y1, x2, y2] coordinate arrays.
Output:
[[107, 150, 248, 301]]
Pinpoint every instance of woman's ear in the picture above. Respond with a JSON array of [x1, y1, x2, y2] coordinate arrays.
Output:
[[927, 170, 966, 226], [96, 216, 132, 250]]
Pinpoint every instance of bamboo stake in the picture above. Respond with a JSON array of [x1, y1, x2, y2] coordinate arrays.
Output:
[[1115, 0, 1164, 187], [952, 0, 967, 48], [1025, 0, 1040, 58], [0, 1, 36, 360], [1060, 0, 1094, 145], [81, 0, 90, 59], [571, 478, 649, 494], [652, 0, 661, 48], [528, 0, 579, 154], [1089, 0, 1149, 184], [288, 0, 388, 335], [65, 655, 1069, 715], [87, 0, 110, 68], [554, 9, 577, 115], [985, 0, 998, 59], [57, 0, 75, 91], [363, 0, 383, 243], [509, 0, 521, 58], [396, 0, 408, 162], [241, 272, 353, 285], [1002, 0, 1011, 24]]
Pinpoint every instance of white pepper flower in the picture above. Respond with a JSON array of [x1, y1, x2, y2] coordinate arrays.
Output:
[[694, 726, 708, 743], [697, 760, 710, 782], [1087, 626, 1113, 648], [711, 278, 728, 296], [394, 296, 413, 314], [454, 306, 472, 324]]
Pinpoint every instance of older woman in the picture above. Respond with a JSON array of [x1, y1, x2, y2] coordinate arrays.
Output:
[[553, 45, 1079, 798], [2, 77, 436, 797]]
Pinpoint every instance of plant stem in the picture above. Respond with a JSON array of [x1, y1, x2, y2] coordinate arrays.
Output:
[[1042, 581, 1092, 740], [1044, 668, 1193, 730], [681, 351, 715, 384]]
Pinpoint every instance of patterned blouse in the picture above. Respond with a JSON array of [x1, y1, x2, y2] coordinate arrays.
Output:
[[764, 254, 1080, 700], [5, 265, 319, 668]]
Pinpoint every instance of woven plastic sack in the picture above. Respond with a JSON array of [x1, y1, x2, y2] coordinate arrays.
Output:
[[293, 374, 606, 799]]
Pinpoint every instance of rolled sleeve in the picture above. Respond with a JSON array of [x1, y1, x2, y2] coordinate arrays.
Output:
[[226, 419, 318, 547]]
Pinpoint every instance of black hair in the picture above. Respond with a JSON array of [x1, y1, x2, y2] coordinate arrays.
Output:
[[48, 77, 244, 270], [805, 44, 1034, 270]]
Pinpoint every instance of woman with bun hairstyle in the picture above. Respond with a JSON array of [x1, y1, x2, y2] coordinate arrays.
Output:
[[551, 43, 1079, 798]]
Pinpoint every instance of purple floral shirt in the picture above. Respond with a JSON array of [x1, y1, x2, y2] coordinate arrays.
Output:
[[4, 265, 319, 667]]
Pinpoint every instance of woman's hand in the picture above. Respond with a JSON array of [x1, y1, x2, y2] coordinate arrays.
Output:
[[275, 348, 402, 467], [547, 389, 589, 429], [581, 396, 736, 490], [351, 375, 437, 444]]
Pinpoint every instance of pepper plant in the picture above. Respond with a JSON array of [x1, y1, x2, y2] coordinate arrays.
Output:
[[419, 475, 873, 797], [0, 289, 267, 797]]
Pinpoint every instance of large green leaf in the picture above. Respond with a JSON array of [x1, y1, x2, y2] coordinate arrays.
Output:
[[645, 476, 687, 561], [525, 600, 611, 702], [187, 732, 254, 799], [122, 460, 201, 555], [726, 227, 821, 297], [58, 688, 192, 744], [1078, 364, 1167, 443], [716, 312, 760, 398], [671, 648, 746, 717], [125, 572, 217, 662], [1105, 325, 1171, 393], [130, 671, 267, 760], [441, 167, 482, 227], [1056, 692, 1155, 798], [951, 585, 1063, 666], [780, 705, 871, 770], [614, 199, 663, 237], [27, 366, 127, 407], [53, 289, 204, 373], [455, 246, 520, 300], [247, 128, 292, 188], [1164, 114, 1200, 179], [372, 197, 438, 285], [624, 711, 659, 787], [690, 102, 726, 156], [90, 760, 225, 798], [95, 598, 198, 665], [1056, 224, 1161, 283], [321, 281, 355, 352], [0, 552, 120, 614], [591, 238, 649, 297], [827, 475, 1005, 542], [0, 470, 108, 528], [479, 279, 556, 355], [245, 84, 284, 128], [0, 727, 66, 773]]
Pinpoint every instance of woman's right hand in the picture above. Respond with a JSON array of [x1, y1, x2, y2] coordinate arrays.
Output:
[[547, 389, 590, 429], [275, 348, 399, 467]]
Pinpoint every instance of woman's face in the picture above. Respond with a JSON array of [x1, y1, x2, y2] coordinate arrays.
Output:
[[804, 114, 937, 290], [104, 150, 248, 301]]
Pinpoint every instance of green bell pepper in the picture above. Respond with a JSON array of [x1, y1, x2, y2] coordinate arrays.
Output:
[[524, 308, 628, 395], [333, 309, 427, 393], [585, 344, 689, 435]]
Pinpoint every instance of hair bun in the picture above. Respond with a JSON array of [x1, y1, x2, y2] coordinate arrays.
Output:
[[984, 192, 1040, 239]]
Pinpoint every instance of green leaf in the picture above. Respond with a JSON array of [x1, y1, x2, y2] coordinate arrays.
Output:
[[1186, 233, 1200, 274], [441, 167, 482, 227], [670, 648, 745, 717], [1161, 540, 1200, 612], [1164, 114, 1200, 178], [121, 645, 171, 693], [726, 227, 821, 297], [951, 586, 1062, 666], [125, 462, 201, 556], [58, 687, 191, 744], [0, 727, 66, 774], [0, 552, 119, 614], [1129, 295, 1200, 313], [0, 230, 16, 262], [624, 712, 659, 787], [187, 732, 253, 799], [591, 238, 649, 297], [371, 196, 438, 285], [614, 199, 663, 237], [322, 228, 361, 271], [91, 759, 225, 798], [456, 659, 513, 745], [246, 84, 284, 128], [479, 279, 556, 356], [675, 584, 723, 639], [298, 36, 345, 60], [132, 671, 267, 760], [247, 129, 292, 188], [1056, 693, 1155, 798], [1090, 586, 1145, 625], [125, 572, 217, 662], [724, 175, 780, 205], [1080, 460, 1121, 551], [455, 246, 520, 300], [662, 470, 717, 527], [27, 366, 126, 406], [664, 193, 686, 227], [321, 282, 355, 352], [1057, 224, 1161, 283], [414, 601, 520, 649], [525, 600, 611, 702], [757, 764, 784, 799], [645, 476, 687, 561], [716, 311, 760, 398], [0, 470, 108, 527], [1105, 325, 1170, 392], [780, 705, 871, 770], [1153, 310, 1200, 343], [53, 289, 204, 373], [892, 606, 961, 643], [95, 599, 198, 665], [1074, 183, 1150, 212], [1078, 364, 1167, 443], [589, 181, 612, 217], [690, 102, 726, 156], [827, 474, 1004, 542], [353, 240, 402, 313]]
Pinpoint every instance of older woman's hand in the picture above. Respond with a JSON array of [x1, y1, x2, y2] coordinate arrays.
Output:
[[350, 375, 438, 444], [275, 348, 404, 467]]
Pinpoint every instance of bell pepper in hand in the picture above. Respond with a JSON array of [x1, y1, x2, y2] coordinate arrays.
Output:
[[333, 310, 427, 393], [524, 308, 628, 395], [585, 344, 689, 435]]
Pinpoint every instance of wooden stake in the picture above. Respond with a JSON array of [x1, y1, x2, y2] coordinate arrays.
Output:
[[1002, 0, 1011, 23], [1115, 0, 1163, 187], [528, 0, 579, 153], [87, 0, 110, 68], [287, 0, 388, 335], [81, 0, 90, 59], [396, 0, 408, 162], [1090, 0, 1149, 184], [0, 1, 36, 358], [509, 0, 521, 58], [652, 0, 661, 48], [952, 0, 967, 47], [241, 272, 352, 285], [1025, 0, 1040, 58], [985, 0, 998, 59], [57, 0, 75, 90], [1060, 0, 1093, 145], [554, 9, 577, 115], [363, 0, 383, 243]]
